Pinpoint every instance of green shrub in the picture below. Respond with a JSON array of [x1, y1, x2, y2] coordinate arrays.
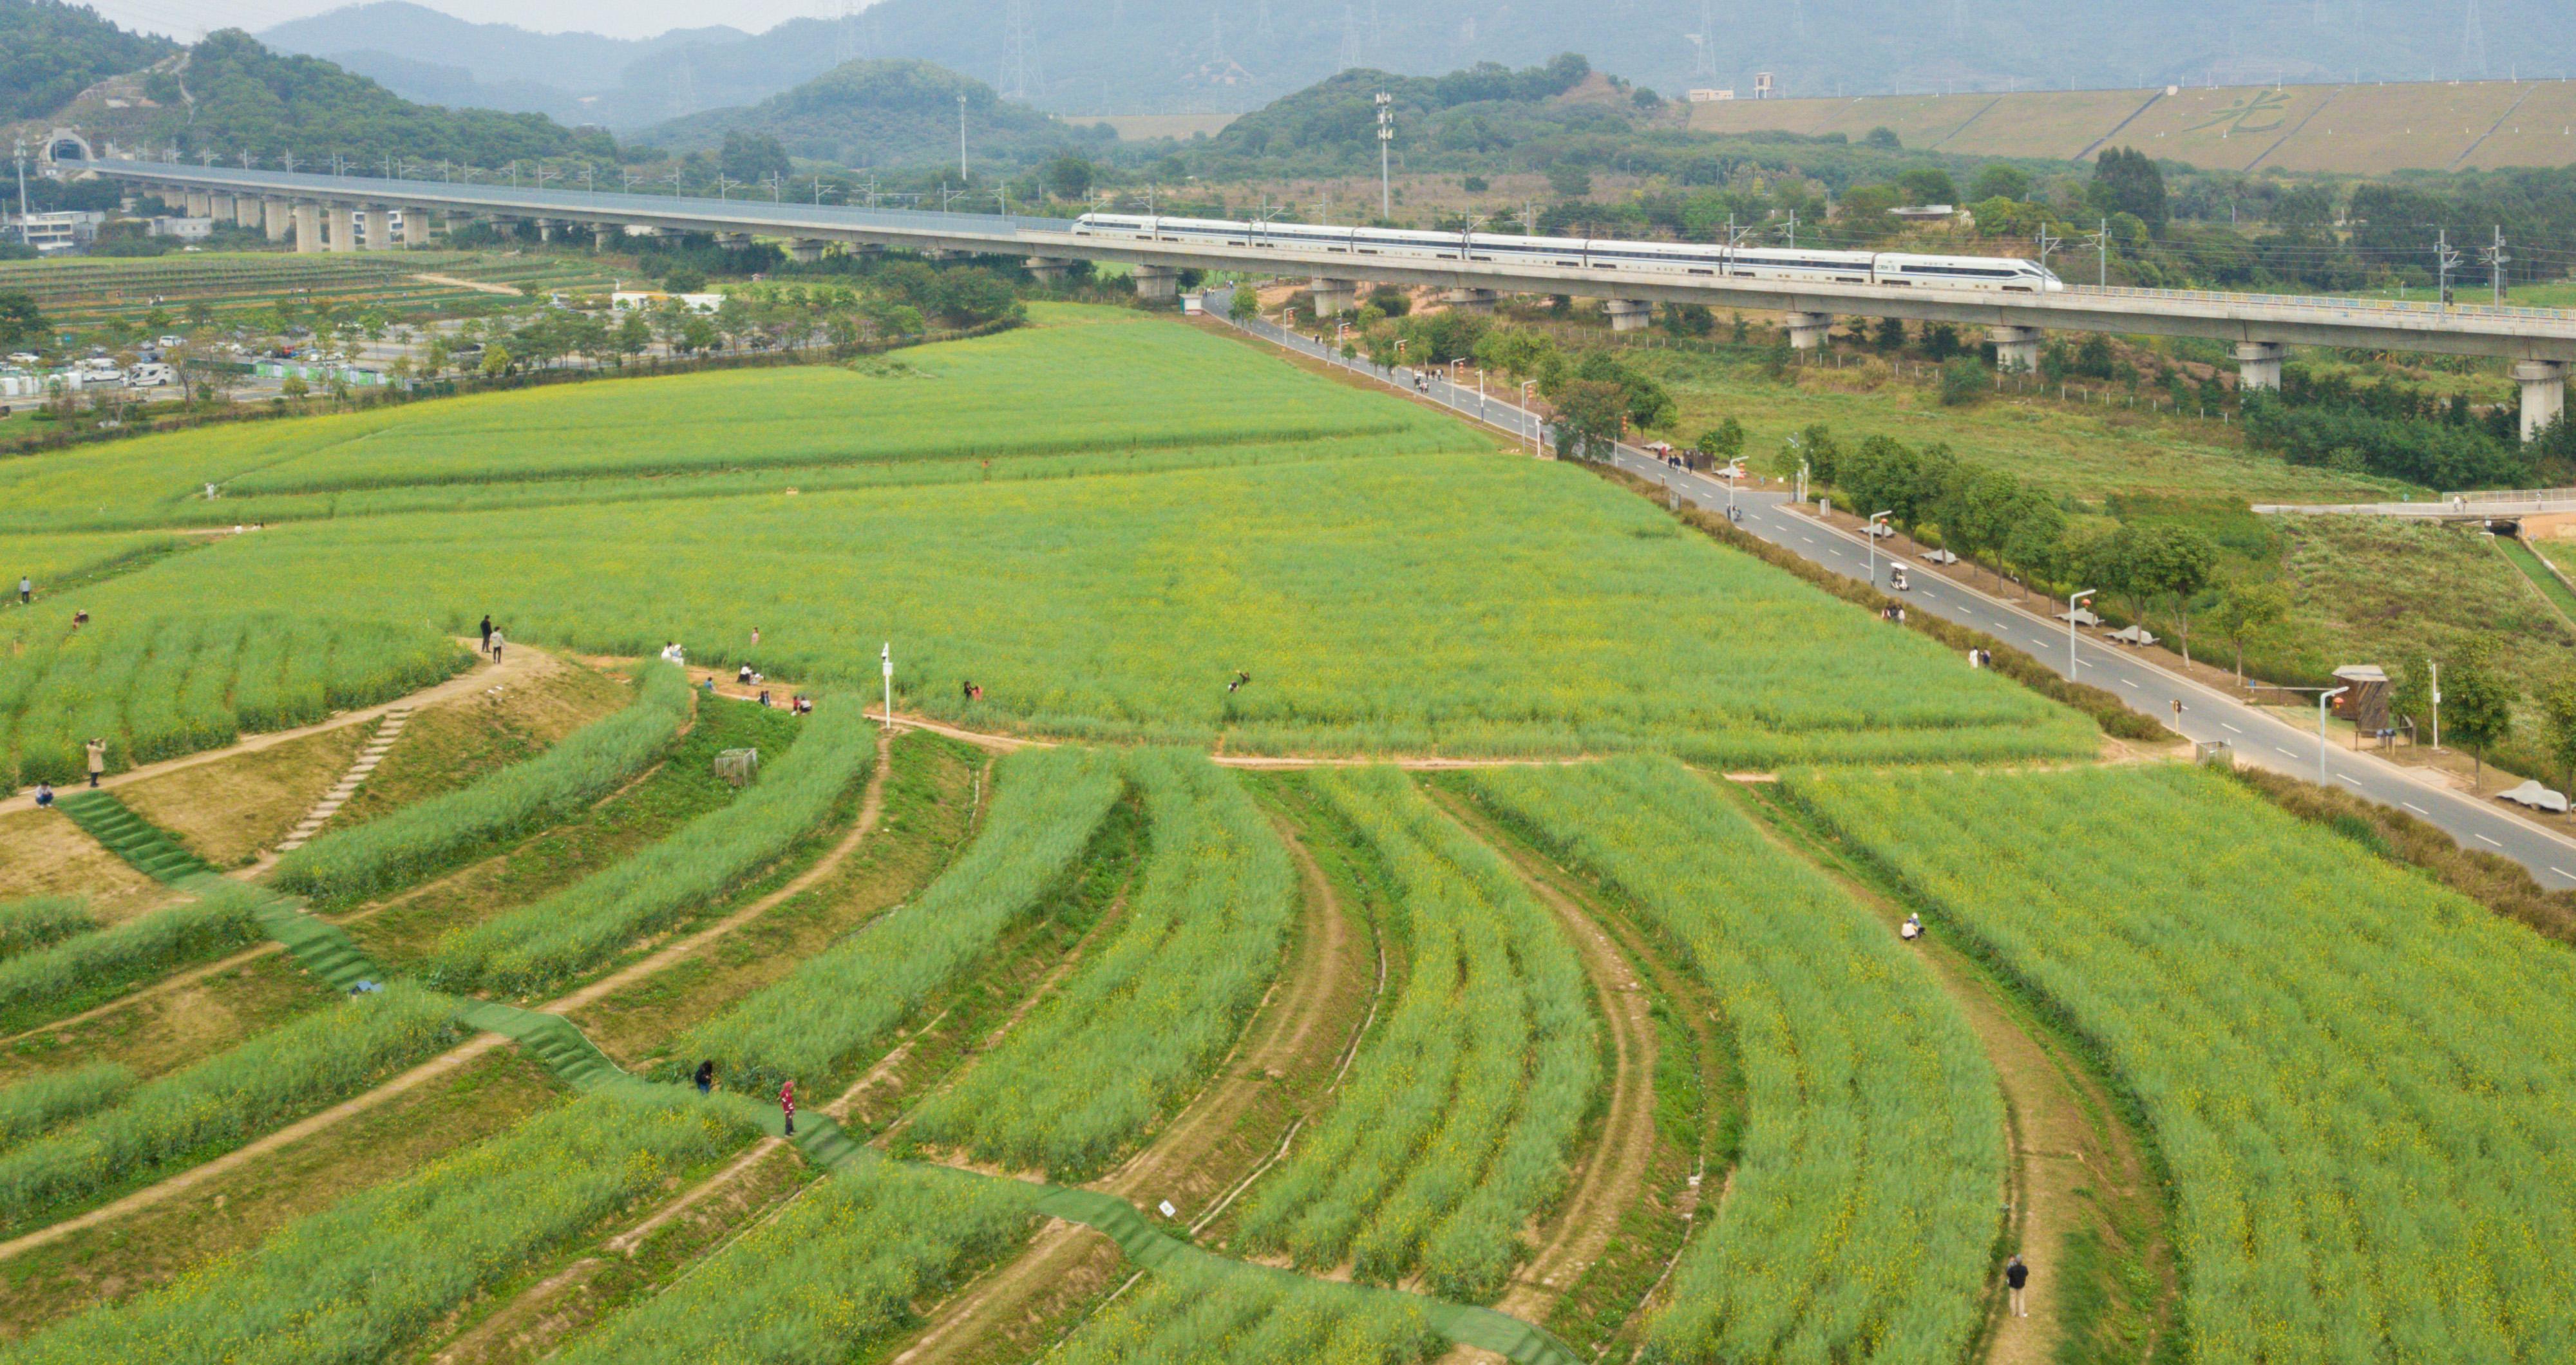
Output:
[[0, 983, 462, 1228], [274, 660, 692, 904], [0, 896, 95, 961], [677, 744, 1122, 1097], [428, 695, 877, 996], [0, 884, 266, 1033], [0, 1062, 134, 1151], [1938, 355, 1987, 406], [1, 1089, 748, 1364]]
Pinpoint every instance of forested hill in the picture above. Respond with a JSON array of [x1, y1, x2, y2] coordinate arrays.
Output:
[[90, 31, 614, 167], [643, 61, 1107, 172], [0, 0, 172, 120]]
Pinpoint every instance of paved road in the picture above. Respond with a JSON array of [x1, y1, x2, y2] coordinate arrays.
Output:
[[1212, 294, 2576, 890]]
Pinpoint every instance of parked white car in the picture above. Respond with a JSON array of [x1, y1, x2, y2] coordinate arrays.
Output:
[[156, 335, 185, 348]]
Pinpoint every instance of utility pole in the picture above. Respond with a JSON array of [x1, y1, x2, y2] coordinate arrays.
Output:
[[1375, 91, 1392, 221], [12, 138, 26, 233], [2480, 225, 2509, 303], [2436, 227, 2460, 308], [2429, 659, 2442, 749], [958, 93, 969, 183], [880, 642, 895, 729], [2097, 216, 2110, 287]]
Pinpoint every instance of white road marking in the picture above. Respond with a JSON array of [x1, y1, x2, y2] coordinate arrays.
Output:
[[2221, 723, 2243, 734], [2477, 834, 2505, 848], [2401, 802, 2429, 814], [2119, 679, 2139, 689], [2336, 775, 2362, 786], [2275, 748, 2299, 758], [2553, 867, 2575, 880]]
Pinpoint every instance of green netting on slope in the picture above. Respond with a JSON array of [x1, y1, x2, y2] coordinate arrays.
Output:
[[53, 791, 214, 883]]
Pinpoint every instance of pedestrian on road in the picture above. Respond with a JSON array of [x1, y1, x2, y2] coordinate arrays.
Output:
[[694, 1059, 714, 1095], [2006, 1254, 2030, 1317], [478, 614, 492, 650], [15, 576, 28, 605], [781, 1078, 796, 1136], [487, 629, 504, 664], [85, 737, 106, 789]]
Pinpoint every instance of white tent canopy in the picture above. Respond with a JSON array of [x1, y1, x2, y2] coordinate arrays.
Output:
[[2497, 780, 2571, 814]]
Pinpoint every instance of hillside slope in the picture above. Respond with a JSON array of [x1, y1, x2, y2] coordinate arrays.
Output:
[[641, 60, 1107, 171], [0, 0, 172, 121]]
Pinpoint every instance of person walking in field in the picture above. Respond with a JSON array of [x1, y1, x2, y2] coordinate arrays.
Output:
[[780, 1078, 796, 1136], [487, 629, 504, 664], [16, 576, 28, 605], [478, 614, 492, 650], [694, 1060, 715, 1095], [85, 738, 106, 789], [2006, 1254, 2030, 1317]]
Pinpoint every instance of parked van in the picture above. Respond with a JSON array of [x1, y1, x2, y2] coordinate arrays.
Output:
[[129, 362, 176, 388]]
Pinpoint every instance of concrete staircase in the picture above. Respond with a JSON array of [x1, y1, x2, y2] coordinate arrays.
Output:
[[275, 706, 412, 854]]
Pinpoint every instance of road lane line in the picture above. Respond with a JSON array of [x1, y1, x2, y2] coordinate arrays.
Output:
[[2401, 802, 2429, 814], [2477, 834, 2505, 847], [2275, 748, 2298, 758], [2221, 723, 2242, 733]]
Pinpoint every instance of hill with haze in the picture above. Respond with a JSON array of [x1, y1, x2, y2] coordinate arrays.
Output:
[[641, 59, 1109, 170], [258, 0, 2576, 123]]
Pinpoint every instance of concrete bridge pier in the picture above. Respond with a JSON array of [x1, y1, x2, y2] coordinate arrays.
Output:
[[1783, 311, 1833, 350], [786, 238, 828, 264], [265, 200, 292, 243], [1991, 325, 2045, 373], [1023, 256, 1072, 284], [184, 189, 211, 218], [714, 231, 753, 251], [1443, 287, 1499, 314], [1308, 277, 1357, 315], [2515, 360, 2568, 440], [363, 207, 395, 250], [234, 196, 262, 230], [1132, 263, 1181, 301], [593, 224, 621, 250], [2235, 341, 2286, 392], [290, 202, 320, 252], [1605, 299, 1653, 332], [205, 192, 232, 222], [328, 204, 361, 252]]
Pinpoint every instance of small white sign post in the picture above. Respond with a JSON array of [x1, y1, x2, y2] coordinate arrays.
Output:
[[880, 641, 894, 729]]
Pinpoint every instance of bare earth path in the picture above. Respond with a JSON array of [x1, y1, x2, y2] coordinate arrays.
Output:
[[0, 643, 545, 816], [1736, 789, 2170, 1365], [889, 802, 1379, 1365], [1430, 789, 1662, 1350], [0, 726, 897, 1266]]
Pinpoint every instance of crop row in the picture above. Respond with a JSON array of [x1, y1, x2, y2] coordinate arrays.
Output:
[[0, 896, 94, 961], [1462, 757, 2006, 1363], [274, 659, 692, 904], [0, 882, 267, 1034], [678, 743, 1125, 1096], [0, 611, 467, 787], [901, 748, 1297, 1179], [427, 694, 875, 996], [0, 1087, 750, 1364], [552, 1156, 1043, 1363], [0, 981, 462, 1231], [1238, 766, 1596, 1302], [1056, 1256, 1441, 1365], [1786, 763, 2576, 1362], [0, 1062, 132, 1150]]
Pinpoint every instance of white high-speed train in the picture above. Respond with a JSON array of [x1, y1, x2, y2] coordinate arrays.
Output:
[[1069, 212, 2063, 293]]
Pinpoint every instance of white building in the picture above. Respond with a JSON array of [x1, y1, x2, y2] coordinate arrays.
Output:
[[611, 290, 724, 314], [149, 216, 216, 241], [6, 211, 104, 254], [1687, 89, 1736, 102]]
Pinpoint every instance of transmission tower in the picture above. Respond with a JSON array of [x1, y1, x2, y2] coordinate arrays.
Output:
[[2461, 0, 2488, 78], [1689, 0, 1717, 77], [1001, 0, 1040, 101], [1339, 5, 1362, 70], [1255, 0, 1274, 46]]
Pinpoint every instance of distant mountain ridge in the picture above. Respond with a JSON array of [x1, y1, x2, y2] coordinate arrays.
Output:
[[260, 0, 2576, 126], [641, 59, 1108, 171]]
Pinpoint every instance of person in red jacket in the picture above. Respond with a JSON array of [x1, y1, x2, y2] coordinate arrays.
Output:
[[780, 1078, 795, 1136]]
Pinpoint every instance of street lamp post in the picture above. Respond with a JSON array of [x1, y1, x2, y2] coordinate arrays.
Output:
[[1520, 379, 1538, 453], [881, 642, 895, 729], [2429, 659, 2442, 749], [1374, 93, 1393, 221], [2318, 687, 2349, 784], [1725, 457, 1746, 519], [1868, 511, 1892, 585], [2068, 590, 2096, 675]]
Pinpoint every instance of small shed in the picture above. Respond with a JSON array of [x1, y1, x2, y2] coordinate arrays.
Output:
[[2329, 664, 2391, 734], [714, 748, 761, 788]]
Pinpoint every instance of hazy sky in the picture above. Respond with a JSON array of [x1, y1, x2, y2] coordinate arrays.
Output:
[[86, 0, 826, 41]]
